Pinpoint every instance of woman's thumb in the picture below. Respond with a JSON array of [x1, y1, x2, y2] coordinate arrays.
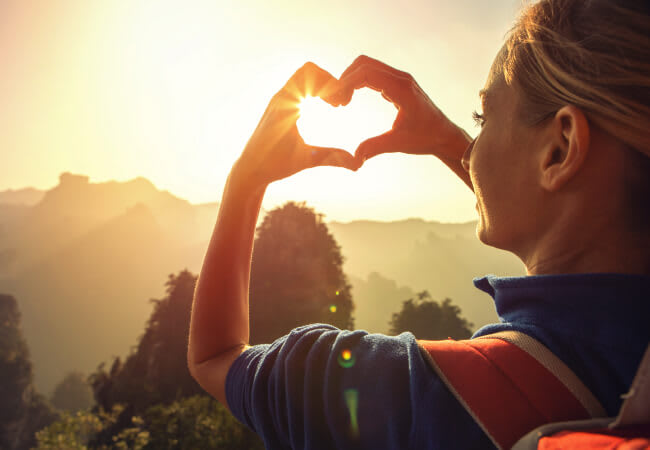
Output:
[[354, 130, 402, 162]]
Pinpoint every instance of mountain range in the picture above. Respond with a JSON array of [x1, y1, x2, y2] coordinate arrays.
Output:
[[0, 173, 524, 394]]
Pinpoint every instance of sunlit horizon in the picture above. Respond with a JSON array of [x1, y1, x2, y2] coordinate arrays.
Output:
[[1, 0, 521, 222]]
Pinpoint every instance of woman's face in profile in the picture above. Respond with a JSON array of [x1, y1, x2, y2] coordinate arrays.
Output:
[[466, 75, 548, 254]]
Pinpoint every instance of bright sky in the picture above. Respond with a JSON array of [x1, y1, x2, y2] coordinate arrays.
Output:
[[0, 0, 521, 222]]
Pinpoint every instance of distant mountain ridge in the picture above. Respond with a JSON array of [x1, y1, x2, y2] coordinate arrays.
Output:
[[0, 186, 45, 205], [0, 173, 523, 395], [0, 173, 218, 276]]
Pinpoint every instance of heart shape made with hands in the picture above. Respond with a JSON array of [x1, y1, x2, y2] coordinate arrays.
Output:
[[296, 88, 397, 154]]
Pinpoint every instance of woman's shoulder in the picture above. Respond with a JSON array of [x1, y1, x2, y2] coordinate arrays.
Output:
[[227, 323, 494, 449]]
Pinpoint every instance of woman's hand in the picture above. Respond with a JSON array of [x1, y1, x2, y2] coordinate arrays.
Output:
[[334, 55, 471, 165], [232, 62, 360, 190]]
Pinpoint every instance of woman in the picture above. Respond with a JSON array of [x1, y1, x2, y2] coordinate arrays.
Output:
[[188, 0, 650, 448]]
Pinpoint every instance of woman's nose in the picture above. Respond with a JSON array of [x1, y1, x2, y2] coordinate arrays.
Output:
[[461, 139, 475, 172]]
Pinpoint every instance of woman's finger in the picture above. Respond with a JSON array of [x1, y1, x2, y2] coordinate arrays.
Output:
[[340, 55, 412, 83], [354, 130, 406, 161], [306, 146, 361, 171], [281, 62, 342, 106], [336, 55, 413, 105], [337, 62, 413, 108]]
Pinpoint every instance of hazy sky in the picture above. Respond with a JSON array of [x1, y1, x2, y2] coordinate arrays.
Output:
[[1, 0, 521, 222]]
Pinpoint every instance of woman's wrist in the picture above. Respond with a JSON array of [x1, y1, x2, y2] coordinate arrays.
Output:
[[226, 159, 269, 199], [435, 124, 474, 190], [438, 122, 472, 161]]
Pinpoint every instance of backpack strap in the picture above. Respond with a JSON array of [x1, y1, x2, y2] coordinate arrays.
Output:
[[418, 330, 607, 450], [512, 344, 650, 449]]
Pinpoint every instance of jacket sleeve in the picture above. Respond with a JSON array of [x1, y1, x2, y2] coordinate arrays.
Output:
[[225, 323, 494, 450]]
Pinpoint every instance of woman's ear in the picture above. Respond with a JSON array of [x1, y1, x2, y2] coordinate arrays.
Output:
[[540, 105, 591, 192]]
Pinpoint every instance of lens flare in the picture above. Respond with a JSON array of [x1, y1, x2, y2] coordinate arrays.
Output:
[[338, 349, 355, 368], [344, 389, 360, 437], [329, 304, 337, 313], [335, 290, 340, 296]]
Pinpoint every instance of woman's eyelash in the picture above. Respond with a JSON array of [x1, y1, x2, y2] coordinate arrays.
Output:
[[472, 110, 485, 127]]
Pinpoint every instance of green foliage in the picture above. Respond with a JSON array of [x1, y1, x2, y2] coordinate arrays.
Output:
[[35, 397, 262, 450], [143, 396, 263, 450], [34, 405, 149, 450], [0, 294, 57, 450], [34, 407, 112, 449], [389, 291, 474, 340], [250, 202, 355, 344], [50, 371, 94, 412]]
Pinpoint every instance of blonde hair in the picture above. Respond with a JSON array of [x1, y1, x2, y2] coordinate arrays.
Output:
[[501, 0, 650, 157], [502, 0, 650, 230]]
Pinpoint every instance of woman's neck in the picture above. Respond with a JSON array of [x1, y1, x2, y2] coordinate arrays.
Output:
[[522, 220, 650, 276]]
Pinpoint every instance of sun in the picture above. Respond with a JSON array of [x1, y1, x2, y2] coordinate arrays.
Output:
[[297, 95, 340, 146], [296, 90, 397, 153]]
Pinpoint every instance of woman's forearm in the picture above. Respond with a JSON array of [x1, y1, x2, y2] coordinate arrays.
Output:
[[188, 164, 265, 368]]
